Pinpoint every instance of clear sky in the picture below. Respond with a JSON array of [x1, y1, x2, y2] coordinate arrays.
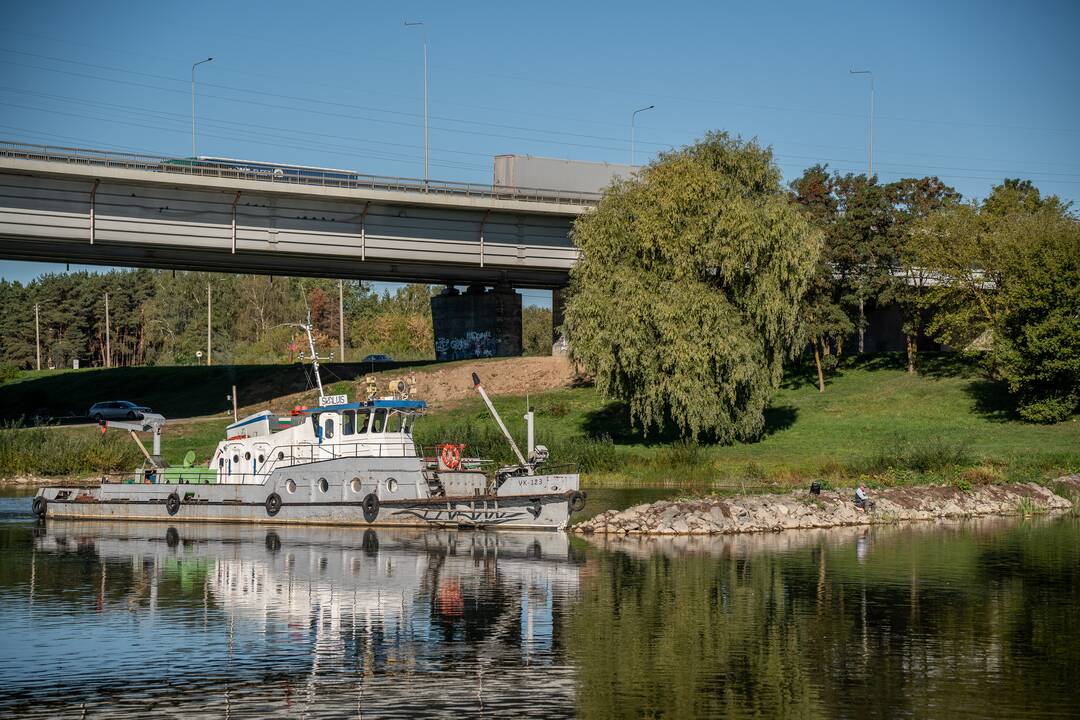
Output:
[[1, 0, 1078, 289]]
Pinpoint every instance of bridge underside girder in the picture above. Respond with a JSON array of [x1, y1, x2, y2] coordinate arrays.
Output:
[[0, 235, 570, 288]]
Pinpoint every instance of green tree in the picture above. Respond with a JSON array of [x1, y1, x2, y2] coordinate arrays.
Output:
[[522, 306, 553, 356], [565, 132, 821, 441], [886, 176, 961, 373], [991, 209, 1080, 422], [790, 164, 852, 391]]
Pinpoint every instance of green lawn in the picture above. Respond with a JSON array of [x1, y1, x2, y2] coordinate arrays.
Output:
[[416, 353, 1080, 489], [3, 353, 1077, 488]]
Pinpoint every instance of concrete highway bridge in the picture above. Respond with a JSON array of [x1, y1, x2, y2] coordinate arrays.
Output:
[[0, 141, 602, 358], [0, 141, 595, 288]]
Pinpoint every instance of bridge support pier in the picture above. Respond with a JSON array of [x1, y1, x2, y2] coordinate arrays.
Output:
[[431, 284, 522, 361]]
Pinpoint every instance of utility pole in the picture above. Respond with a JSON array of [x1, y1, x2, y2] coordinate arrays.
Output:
[[404, 21, 428, 183], [207, 282, 212, 366], [338, 279, 345, 363], [104, 292, 111, 368], [34, 302, 41, 371]]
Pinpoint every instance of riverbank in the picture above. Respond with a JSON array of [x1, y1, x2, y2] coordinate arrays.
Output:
[[2, 354, 1077, 486], [572, 478, 1080, 535]]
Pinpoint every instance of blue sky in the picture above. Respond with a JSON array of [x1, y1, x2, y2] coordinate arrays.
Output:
[[2, 0, 1078, 295]]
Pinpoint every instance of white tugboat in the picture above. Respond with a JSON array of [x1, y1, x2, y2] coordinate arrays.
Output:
[[31, 326, 585, 530]]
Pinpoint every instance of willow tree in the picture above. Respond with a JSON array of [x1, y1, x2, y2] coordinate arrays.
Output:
[[564, 132, 821, 441]]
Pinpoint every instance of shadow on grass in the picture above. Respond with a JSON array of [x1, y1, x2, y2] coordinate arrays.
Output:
[[783, 351, 981, 391], [582, 400, 798, 446], [0, 360, 445, 423], [965, 378, 1021, 422]]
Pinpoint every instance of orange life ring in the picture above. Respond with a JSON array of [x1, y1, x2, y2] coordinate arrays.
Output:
[[439, 444, 463, 470]]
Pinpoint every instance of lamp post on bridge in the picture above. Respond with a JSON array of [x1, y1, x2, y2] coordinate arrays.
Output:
[[849, 69, 874, 177], [404, 21, 429, 184], [631, 105, 654, 166], [191, 57, 213, 158]]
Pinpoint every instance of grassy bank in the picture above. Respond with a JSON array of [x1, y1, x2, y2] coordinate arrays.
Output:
[[3, 354, 1077, 488], [416, 353, 1080, 489]]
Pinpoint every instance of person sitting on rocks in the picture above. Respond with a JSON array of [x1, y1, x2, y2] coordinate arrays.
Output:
[[854, 485, 872, 512]]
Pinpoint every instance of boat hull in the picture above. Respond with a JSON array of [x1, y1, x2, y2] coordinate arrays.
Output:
[[33, 457, 582, 531]]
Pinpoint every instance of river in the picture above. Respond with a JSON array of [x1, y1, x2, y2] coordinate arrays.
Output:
[[1, 490, 1078, 718]]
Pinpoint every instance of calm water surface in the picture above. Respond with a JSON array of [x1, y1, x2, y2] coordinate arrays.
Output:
[[1, 490, 1078, 718]]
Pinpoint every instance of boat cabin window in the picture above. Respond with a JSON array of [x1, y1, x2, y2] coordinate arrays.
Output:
[[342, 410, 355, 436], [385, 411, 402, 433], [324, 417, 335, 439], [356, 411, 368, 434], [371, 410, 385, 433]]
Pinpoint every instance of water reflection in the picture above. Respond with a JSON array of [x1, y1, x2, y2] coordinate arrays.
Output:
[[3, 520, 582, 718], [1, 503, 1078, 719], [570, 517, 1080, 719]]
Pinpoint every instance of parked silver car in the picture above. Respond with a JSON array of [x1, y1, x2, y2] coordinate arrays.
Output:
[[88, 400, 152, 422]]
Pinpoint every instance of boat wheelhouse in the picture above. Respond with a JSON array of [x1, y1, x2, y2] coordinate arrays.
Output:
[[214, 399, 427, 485]]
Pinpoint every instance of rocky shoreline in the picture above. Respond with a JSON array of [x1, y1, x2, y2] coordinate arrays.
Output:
[[573, 478, 1080, 536]]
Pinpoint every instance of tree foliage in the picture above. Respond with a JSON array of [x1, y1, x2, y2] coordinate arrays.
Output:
[[1, 272, 442, 368], [992, 210, 1080, 421], [565, 132, 821, 441], [908, 178, 1078, 422]]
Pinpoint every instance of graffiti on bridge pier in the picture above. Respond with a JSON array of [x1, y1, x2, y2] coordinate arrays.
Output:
[[435, 331, 496, 360]]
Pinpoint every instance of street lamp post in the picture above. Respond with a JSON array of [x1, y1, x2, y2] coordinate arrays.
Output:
[[850, 69, 874, 354], [849, 69, 874, 177], [404, 21, 428, 183], [631, 105, 654, 166], [191, 57, 214, 158]]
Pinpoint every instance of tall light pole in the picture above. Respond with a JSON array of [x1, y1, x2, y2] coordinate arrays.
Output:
[[34, 302, 41, 371], [404, 21, 428, 183], [850, 70, 874, 354], [849, 69, 874, 177], [631, 105, 654, 166], [206, 282, 212, 366], [104, 292, 111, 368], [338, 279, 345, 363], [191, 57, 213, 158]]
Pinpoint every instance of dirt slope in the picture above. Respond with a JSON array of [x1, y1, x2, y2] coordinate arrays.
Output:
[[242, 356, 578, 415]]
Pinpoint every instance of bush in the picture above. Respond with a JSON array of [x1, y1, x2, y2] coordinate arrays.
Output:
[[863, 435, 972, 474], [0, 425, 142, 477], [0, 364, 20, 385]]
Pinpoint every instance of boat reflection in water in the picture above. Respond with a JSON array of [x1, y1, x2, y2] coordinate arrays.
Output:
[[15, 521, 583, 718]]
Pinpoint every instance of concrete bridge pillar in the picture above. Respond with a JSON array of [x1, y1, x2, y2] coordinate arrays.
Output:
[[431, 283, 522, 361]]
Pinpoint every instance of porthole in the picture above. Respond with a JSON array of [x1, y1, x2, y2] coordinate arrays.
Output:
[[385, 477, 398, 493], [258, 454, 265, 464], [244, 451, 251, 460], [318, 477, 329, 493], [277, 451, 285, 461], [285, 479, 296, 494], [232, 454, 240, 463], [350, 478, 362, 494]]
